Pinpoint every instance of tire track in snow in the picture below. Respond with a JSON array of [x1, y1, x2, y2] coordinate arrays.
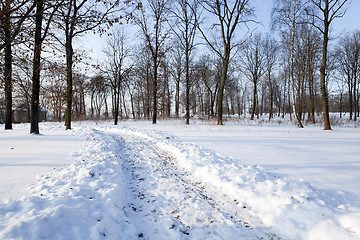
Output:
[[112, 130, 281, 240]]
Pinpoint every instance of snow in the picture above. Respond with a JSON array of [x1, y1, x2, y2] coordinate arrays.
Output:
[[0, 120, 359, 240], [0, 125, 80, 200]]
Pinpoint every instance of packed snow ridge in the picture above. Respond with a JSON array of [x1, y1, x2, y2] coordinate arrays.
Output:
[[0, 122, 359, 240]]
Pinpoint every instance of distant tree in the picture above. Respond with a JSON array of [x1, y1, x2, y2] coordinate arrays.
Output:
[[133, 46, 153, 119], [335, 31, 360, 121], [263, 35, 278, 120], [103, 27, 133, 125], [168, 40, 184, 118], [272, 0, 304, 128], [42, 62, 67, 121], [88, 75, 110, 119], [195, 54, 219, 118], [298, 22, 321, 123], [133, 0, 170, 124], [240, 34, 266, 120], [170, 0, 198, 124], [195, 0, 252, 125], [72, 73, 87, 119]]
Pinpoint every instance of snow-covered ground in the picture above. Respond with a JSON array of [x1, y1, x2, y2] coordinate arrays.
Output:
[[0, 119, 359, 240]]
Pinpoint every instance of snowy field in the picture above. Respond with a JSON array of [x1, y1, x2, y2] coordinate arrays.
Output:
[[0, 119, 359, 240]]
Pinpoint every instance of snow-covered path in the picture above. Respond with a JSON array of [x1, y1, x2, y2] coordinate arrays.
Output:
[[0, 122, 359, 240], [115, 130, 277, 239]]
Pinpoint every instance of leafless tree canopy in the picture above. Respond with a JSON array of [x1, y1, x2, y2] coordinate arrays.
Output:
[[0, 0, 358, 130]]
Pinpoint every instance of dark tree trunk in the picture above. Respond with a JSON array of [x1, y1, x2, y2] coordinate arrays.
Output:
[[30, 0, 44, 134], [152, 65, 157, 124], [4, 2, 12, 130], [354, 71, 357, 121], [320, 20, 331, 130], [251, 77, 257, 121], [65, 36, 74, 130], [217, 54, 229, 125], [185, 50, 190, 124], [268, 71, 273, 121], [175, 71, 180, 118]]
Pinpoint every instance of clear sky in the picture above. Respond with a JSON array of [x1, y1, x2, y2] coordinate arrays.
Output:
[[253, 0, 359, 34]]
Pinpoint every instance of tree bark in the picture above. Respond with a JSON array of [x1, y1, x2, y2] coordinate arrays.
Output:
[[217, 53, 229, 125], [185, 46, 190, 124], [152, 62, 158, 124], [65, 36, 74, 130], [269, 76, 273, 120], [290, 0, 303, 128], [4, 0, 12, 130], [30, 0, 44, 134], [320, 13, 331, 130], [251, 76, 257, 120]]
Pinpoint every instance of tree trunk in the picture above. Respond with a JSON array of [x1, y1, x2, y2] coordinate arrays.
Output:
[[175, 72, 180, 118], [152, 65, 157, 124], [114, 87, 119, 125], [65, 36, 73, 130], [320, 20, 331, 130], [290, 0, 304, 128], [251, 77, 257, 120], [4, 2, 12, 130], [185, 50, 190, 124], [268, 72, 273, 120], [30, 0, 44, 134], [217, 54, 229, 125], [354, 71, 357, 121]]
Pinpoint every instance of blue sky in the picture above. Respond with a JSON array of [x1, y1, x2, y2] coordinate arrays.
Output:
[[80, 0, 359, 70], [254, 0, 359, 34]]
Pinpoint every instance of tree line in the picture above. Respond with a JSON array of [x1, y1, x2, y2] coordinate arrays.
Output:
[[0, 0, 357, 134]]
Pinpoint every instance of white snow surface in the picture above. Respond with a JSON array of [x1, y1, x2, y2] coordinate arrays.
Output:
[[0, 120, 359, 240]]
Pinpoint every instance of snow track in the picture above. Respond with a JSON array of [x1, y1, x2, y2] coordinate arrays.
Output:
[[114, 130, 278, 239]]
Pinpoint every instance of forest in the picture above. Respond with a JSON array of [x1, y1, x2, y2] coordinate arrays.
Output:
[[0, 0, 358, 133]]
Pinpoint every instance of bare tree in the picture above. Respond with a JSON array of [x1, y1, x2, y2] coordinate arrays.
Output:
[[195, 54, 220, 118], [54, 0, 123, 129], [168, 40, 184, 118], [335, 30, 360, 121], [307, 0, 349, 130], [103, 27, 133, 125], [240, 33, 266, 120], [0, 0, 36, 130], [272, 0, 305, 128], [263, 34, 279, 120], [299, 22, 321, 124], [133, 0, 170, 124], [170, 0, 198, 124], [195, 0, 252, 125], [88, 75, 110, 119], [30, 0, 64, 134]]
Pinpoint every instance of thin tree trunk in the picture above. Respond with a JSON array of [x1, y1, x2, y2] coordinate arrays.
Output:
[[175, 72, 180, 118], [152, 65, 157, 124], [251, 78, 257, 120], [185, 49, 190, 124], [217, 55, 229, 125], [354, 71, 357, 121], [290, 0, 304, 128]]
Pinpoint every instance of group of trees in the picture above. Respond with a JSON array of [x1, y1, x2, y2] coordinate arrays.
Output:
[[0, 0, 357, 133], [0, 0, 125, 133]]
